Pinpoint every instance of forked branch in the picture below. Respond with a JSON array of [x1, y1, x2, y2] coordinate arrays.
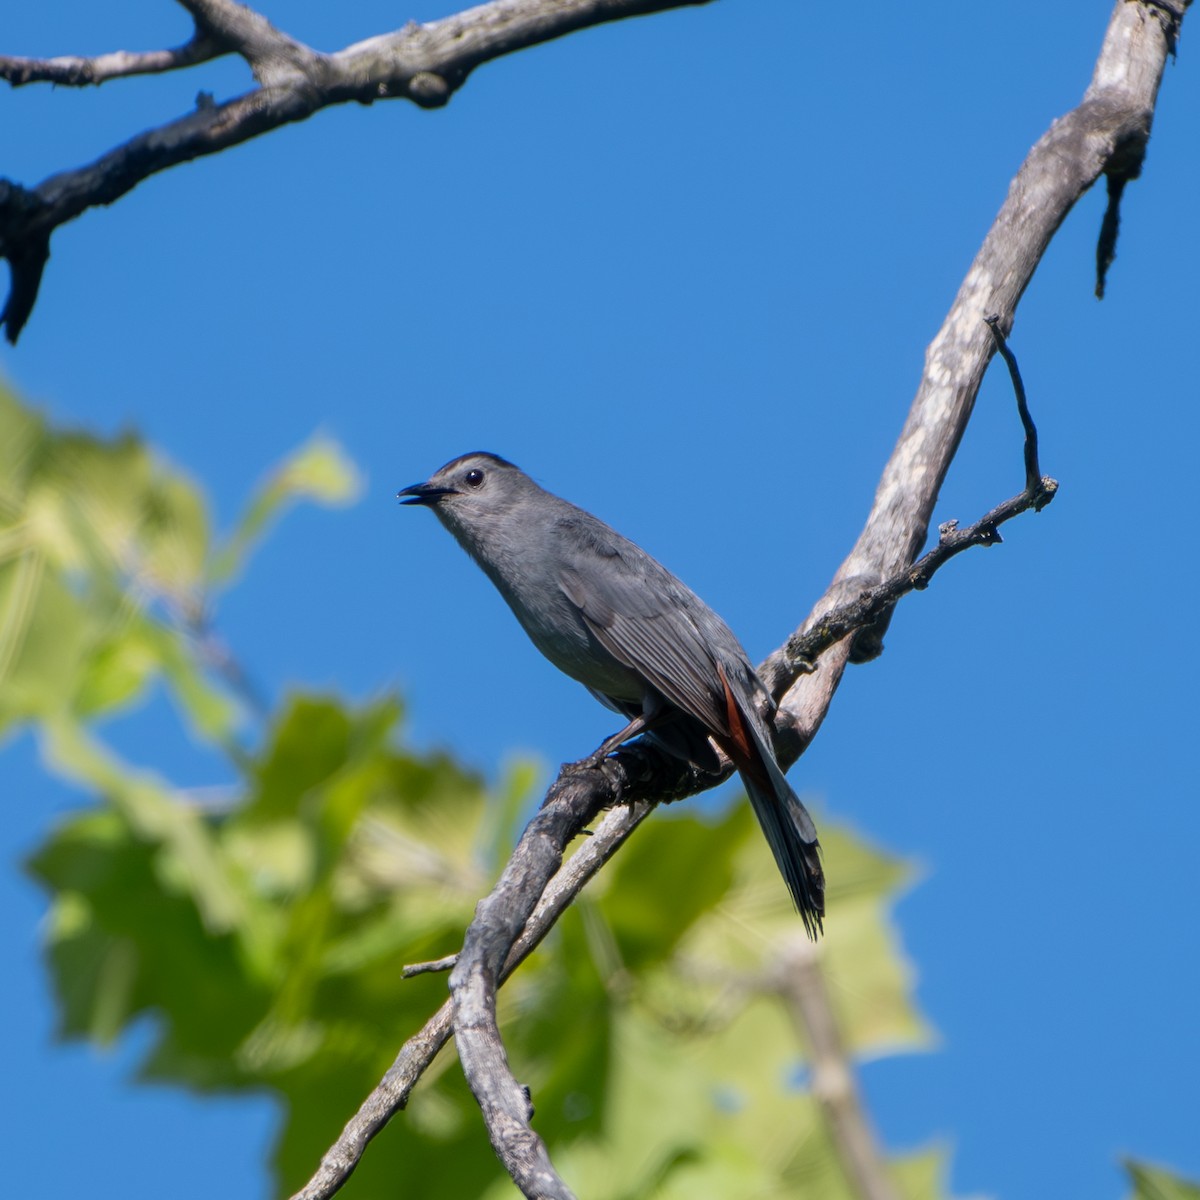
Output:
[[291, 2, 1187, 1193], [293, 317, 1056, 1200], [8, 0, 1180, 1197]]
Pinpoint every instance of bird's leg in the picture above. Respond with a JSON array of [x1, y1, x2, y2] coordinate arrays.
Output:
[[567, 713, 661, 773]]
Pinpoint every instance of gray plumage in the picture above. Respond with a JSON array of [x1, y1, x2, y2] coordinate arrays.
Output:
[[398, 452, 824, 936]]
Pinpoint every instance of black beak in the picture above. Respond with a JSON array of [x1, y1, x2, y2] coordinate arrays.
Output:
[[397, 481, 457, 507]]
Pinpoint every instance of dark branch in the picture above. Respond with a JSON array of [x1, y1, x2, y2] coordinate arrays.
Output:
[[0, 185, 48, 345], [299, 325, 1058, 1200], [1095, 171, 1127, 299], [291, 798, 654, 1200], [767, 322, 1056, 697], [985, 314, 1044, 494], [0, 0, 713, 343]]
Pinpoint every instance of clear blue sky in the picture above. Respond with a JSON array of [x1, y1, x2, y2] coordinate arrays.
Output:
[[3, 2, 1198, 1197]]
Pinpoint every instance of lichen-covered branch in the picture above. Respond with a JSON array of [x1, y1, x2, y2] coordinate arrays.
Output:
[[173, 0, 322, 83]]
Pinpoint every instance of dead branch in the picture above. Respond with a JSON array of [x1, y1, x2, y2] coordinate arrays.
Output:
[[294, 312, 1060, 1200], [441, 335, 1063, 1199], [771, 0, 1186, 759], [436, 4, 1187, 1195], [291, 800, 653, 1200], [0, 0, 713, 343], [11, 1, 1184, 1196], [0, 28, 223, 86]]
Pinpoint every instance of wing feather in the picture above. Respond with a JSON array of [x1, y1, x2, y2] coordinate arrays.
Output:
[[558, 563, 730, 735]]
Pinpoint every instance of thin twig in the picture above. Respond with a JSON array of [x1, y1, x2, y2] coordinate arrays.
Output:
[[985, 314, 1044, 495], [765, 321, 1056, 695], [1095, 173, 1127, 299], [401, 955, 457, 979], [774, 474, 1057, 695], [0, 29, 223, 86]]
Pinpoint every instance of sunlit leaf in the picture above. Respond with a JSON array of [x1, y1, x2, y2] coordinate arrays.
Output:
[[1126, 1159, 1200, 1200], [209, 434, 361, 587]]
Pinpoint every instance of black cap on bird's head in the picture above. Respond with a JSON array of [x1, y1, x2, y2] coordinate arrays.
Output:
[[397, 452, 521, 508]]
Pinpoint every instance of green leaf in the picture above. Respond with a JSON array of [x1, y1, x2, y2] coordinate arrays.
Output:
[[0, 386, 361, 750], [663, 804, 934, 1058], [39, 720, 262, 940], [1126, 1159, 1200, 1200], [0, 555, 92, 727], [28, 803, 273, 1073], [0, 384, 222, 737], [595, 803, 751, 971], [209, 434, 361, 587]]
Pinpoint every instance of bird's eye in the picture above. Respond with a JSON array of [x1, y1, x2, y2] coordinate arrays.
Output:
[[464, 468, 485, 488]]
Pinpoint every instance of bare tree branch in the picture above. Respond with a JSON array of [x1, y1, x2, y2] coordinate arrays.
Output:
[[0, 28, 223, 86], [291, 800, 653, 1200], [437, 4, 1188, 1195], [445, 763, 642, 1200], [771, 0, 1187, 759], [296, 310, 1073, 1200], [762, 317, 1057, 701], [10, 0, 1185, 1196], [401, 954, 458, 979], [0, 0, 713, 344], [293, 332, 1048, 1197], [441, 325, 1061, 1198], [173, 0, 324, 83]]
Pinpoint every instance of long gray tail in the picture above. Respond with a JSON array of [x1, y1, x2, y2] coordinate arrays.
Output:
[[711, 667, 825, 936], [740, 765, 825, 938]]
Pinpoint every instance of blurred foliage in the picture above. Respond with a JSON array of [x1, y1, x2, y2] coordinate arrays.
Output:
[[12, 379, 1200, 1199], [1126, 1160, 1200, 1200], [2, 379, 961, 1197], [0, 382, 358, 743], [30, 701, 945, 1199]]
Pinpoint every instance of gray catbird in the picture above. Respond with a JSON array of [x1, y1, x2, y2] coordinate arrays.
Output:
[[399, 452, 824, 936]]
